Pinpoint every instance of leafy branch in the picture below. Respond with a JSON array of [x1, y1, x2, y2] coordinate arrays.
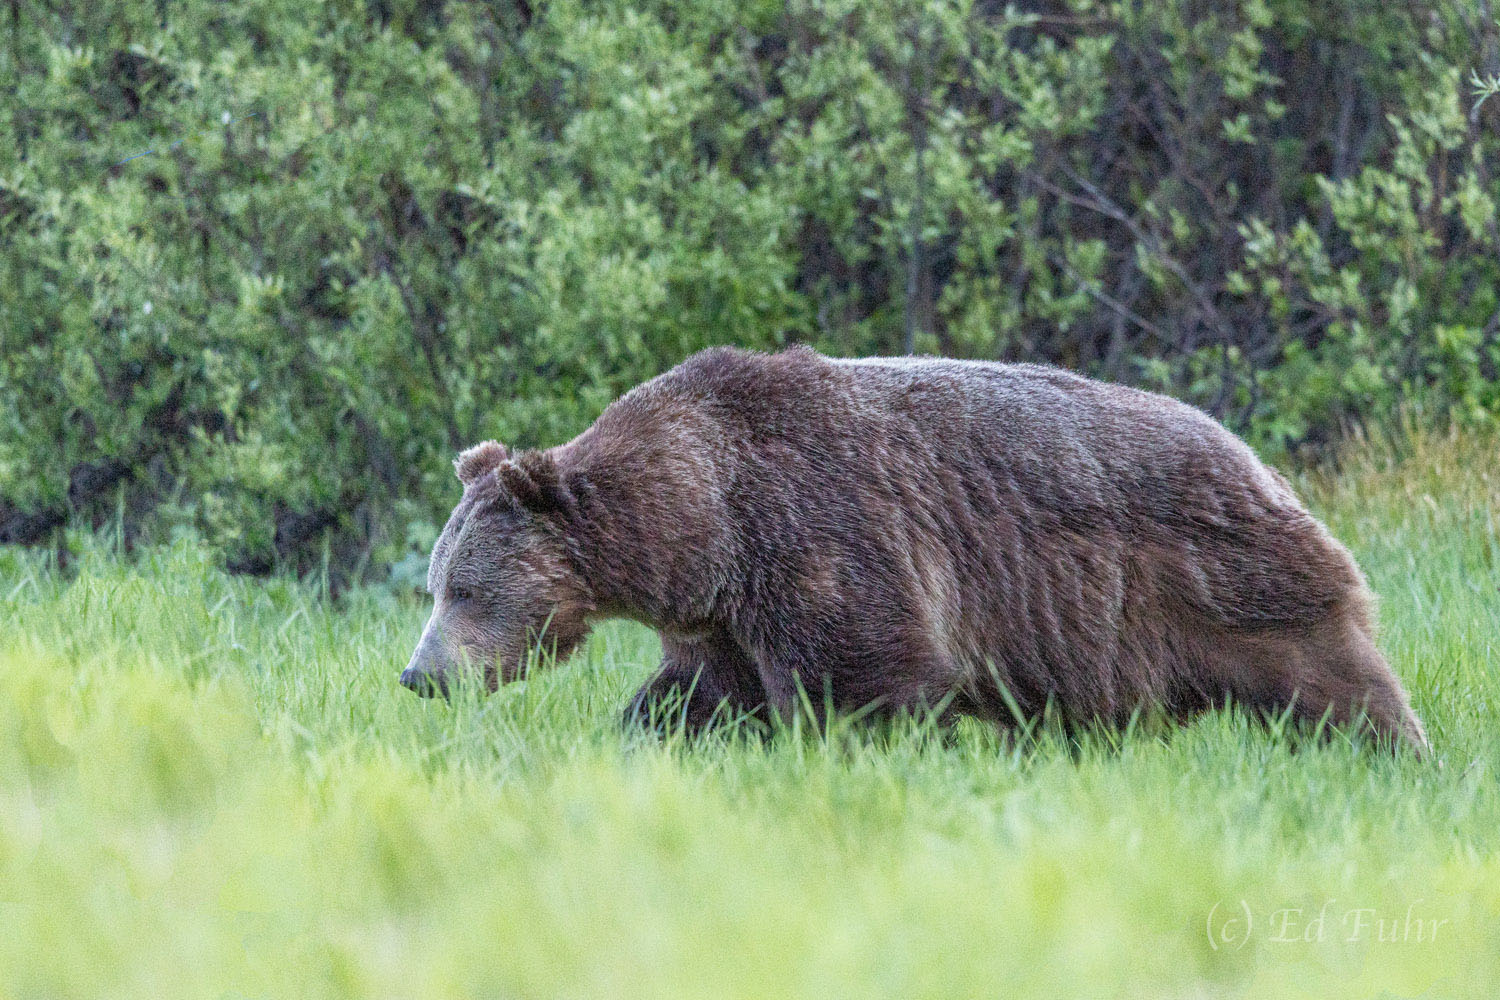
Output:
[[1473, 67, 1500, 121]]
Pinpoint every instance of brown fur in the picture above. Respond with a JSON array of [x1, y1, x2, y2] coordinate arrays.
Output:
[[403, 346, 1427, 752]]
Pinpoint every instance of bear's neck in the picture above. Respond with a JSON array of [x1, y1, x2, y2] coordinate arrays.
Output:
[[552, 421, 733, 632]]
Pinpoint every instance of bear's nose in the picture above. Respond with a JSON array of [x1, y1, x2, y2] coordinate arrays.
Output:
[[399, 666, 447, 698]]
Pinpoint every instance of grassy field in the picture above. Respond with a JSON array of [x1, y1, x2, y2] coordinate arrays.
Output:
[[2, 427, 1498, 999]]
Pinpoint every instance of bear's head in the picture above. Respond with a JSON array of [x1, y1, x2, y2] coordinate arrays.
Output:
[[400, 440, 594, 697]]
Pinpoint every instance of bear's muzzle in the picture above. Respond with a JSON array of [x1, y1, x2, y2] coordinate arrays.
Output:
[[401, 616, 453, 698]]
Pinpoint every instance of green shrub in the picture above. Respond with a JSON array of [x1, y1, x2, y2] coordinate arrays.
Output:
[[1, 0, 1497, 579]]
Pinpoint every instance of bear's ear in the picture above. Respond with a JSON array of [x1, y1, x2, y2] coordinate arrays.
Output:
[[498, 451, 570, 516], [455, 440, 508, 487]]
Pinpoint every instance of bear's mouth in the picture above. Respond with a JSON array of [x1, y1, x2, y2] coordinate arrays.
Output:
[[398, 665, 449, 698]]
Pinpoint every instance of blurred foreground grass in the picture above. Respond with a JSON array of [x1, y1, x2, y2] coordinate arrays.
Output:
[[2, 426, 1499, 999]]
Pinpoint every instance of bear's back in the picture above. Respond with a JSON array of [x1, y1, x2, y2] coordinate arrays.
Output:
[[651, 347, 1281, 504], [636, 347, 1351, 632]]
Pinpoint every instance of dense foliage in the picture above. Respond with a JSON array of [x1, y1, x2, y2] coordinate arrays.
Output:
[[2, 0, 1498, 578]]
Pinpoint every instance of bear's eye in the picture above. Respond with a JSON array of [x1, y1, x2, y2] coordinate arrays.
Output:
[[449, 585, 474, 603]]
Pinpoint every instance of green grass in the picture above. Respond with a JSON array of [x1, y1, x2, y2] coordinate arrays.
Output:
[[3, 428, 1499, 1000]]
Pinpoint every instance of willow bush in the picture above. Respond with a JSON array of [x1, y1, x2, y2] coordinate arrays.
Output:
[[1, 0, 1497, 579]]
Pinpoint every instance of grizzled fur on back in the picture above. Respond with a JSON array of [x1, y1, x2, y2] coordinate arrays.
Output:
[[406, 346, 1426, 751]]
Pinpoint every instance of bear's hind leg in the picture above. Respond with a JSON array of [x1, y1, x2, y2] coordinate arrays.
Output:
[[1300, 618, 1428, 754], [1217, 610, 1428, 754]]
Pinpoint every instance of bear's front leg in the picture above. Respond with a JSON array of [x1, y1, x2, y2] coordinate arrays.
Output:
[[623, 632, 765, 735]]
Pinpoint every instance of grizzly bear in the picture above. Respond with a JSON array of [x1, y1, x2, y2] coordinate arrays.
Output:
[[401, 346, 1427, 752]]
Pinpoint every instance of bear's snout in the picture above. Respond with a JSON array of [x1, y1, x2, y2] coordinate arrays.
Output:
[[399, 663, 448, 698], [401, 616, 455, 698]]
